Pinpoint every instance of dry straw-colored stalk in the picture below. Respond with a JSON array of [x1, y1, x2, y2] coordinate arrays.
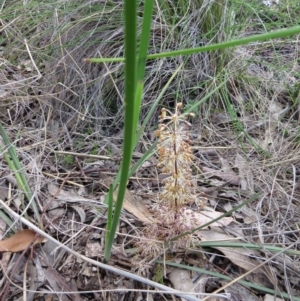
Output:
[[135, 103, 200, 260], [156, 103, 196, 208]]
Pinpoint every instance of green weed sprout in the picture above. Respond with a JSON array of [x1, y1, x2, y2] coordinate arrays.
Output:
[[0, 123, 40, 226]]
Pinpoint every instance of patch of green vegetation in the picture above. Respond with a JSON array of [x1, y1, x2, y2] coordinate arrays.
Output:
[[294, 127, 300, 145], [152, 264, 164, 284], [288, 82, 300, 106], [63, 154, 75, 166], [283, 128, 289, 139], [85, 127, 93, 135], [74, 137, 84, 150], [91, 143, 98, 155], [257, 0, 300, 29], [106, 145, 112, 156]]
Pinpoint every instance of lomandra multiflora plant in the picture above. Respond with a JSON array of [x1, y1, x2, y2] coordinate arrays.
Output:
[[136, 103, 203, 263], [156, 103, 196, 208]]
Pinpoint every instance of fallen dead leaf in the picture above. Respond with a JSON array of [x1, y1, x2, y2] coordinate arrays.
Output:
[[198, 229, 277, 287], [198, 230, 260, 271], [121, 188, 156, 224], [47, 183, 92, 204], [71, 205, 86, 223], [0, 229, 45, 253], [219, 157, 233, 173], [103, 177, 155, 224], [264, 294, 284, 301], [181, 208, 233, 228], [43, 269, 75, 301], [168, 268, 207, 300], [168, 269, 194, 296], [202, 166, 241, 186], [85, 242, 102, 258]]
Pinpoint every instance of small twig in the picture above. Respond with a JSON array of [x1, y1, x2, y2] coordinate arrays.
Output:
[[42, 172, 84, 188], [55, 151, 111, 160], [24, 39, 42, 81]]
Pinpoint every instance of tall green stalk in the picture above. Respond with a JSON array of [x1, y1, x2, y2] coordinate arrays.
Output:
[[104, 0, 154, 261]]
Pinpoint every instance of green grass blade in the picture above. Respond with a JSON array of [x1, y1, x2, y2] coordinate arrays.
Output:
[[104, 0, 138, 262], [102, 140, 156, 209], [0, 123, 40, 223], [104, 184, 114, 259], [87, 25, 300, 63], [134, 0, 154, 139], [197, 241, 300, 256], [136, 0, 154, 82], [0, 149, 28, 219], [0, 210, 14, 231], [182, 80, 227, 117], [147, 25, 300, 58], [104, 64, 184, 203], [104, 0, 154, 261], [222, 91, 271, 157], [133, 80, 144, 143], [138, 63, 184, 139], [158, 261, 300, 301], [170, 192, 261, 241], [128, 141, 157, 177]]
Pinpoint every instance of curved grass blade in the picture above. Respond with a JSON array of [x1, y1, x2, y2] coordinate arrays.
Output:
[[104, 0, 155, 261], [105, 184, 114, 258], [87, 25, 300, 63], [197, 241, 300, 256], [136, 0, 154, 82], [170, 192, 261, 241], [158, 261, 300, 301], [0, 123, 40, 223], [103, 0, 138, 262]]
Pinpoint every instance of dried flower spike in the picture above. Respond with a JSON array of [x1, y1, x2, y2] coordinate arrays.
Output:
[[156, 103, 196, 208]]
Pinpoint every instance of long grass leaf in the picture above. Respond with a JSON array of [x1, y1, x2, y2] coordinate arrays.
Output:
[[0, 123, 40, 222], [171, 192, 261, 241], [104, 0, 138, 262], [197, 241, 300, 256], [87, 25, 300, 63], [158, 261, 300, 301], [133, 80, 144, 144], [104, 185, 114, 259], [136, 0, 154, 81]]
